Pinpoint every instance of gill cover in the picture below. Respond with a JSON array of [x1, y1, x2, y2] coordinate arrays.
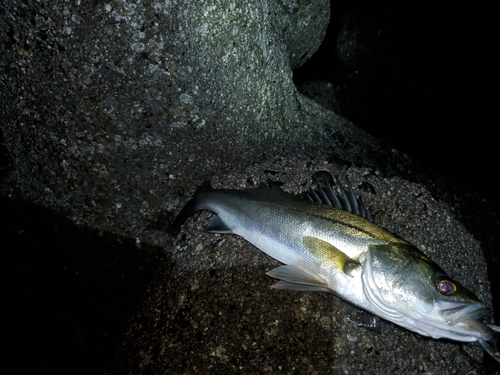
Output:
[[362, 242, 494, 342]]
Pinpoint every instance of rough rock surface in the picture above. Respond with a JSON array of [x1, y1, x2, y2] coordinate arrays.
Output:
[[1, 1, 498, 374], [279, 0, 330, 68], [1, 0, 332, 238]]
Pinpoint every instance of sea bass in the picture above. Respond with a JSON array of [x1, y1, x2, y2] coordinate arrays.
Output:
[[173, 171, 499, 361]]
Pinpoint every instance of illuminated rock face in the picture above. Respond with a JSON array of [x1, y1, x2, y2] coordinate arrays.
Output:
[[0, 0, 343, 236]]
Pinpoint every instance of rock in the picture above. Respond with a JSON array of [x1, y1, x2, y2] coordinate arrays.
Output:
[[1, 1, 498, 373], [279, 0, 330, 68], [1, 0, 343, 238]]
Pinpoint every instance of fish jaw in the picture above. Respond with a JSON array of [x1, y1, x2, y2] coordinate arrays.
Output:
[[361, 247, 494, 342], [436, 302, 494, 341]]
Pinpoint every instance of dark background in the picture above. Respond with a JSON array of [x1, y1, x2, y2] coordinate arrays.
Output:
[[294, 1, 499, 212]]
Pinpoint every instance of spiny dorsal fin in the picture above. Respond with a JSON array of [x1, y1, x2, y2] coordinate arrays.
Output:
[[300, 171, 372, 221]]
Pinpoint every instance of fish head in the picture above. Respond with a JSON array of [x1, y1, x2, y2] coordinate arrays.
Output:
[[362, 242, 495, 343]]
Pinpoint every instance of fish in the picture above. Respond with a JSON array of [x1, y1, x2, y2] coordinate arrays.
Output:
[[173, 171, 500, 362]]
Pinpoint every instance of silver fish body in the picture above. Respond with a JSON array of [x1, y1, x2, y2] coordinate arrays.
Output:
[[173, 178, 499, 360]]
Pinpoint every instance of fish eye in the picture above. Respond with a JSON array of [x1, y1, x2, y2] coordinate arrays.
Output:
[[437, 279, 456, 295]]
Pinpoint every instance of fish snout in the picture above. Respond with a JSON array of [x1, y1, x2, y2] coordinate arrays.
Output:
[[438, 301, 494, 340]]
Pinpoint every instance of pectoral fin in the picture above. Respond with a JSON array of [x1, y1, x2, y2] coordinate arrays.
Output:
[[266, 237, 360, 293], [266, 265, 331, 293], [302, 236, 360, 276]]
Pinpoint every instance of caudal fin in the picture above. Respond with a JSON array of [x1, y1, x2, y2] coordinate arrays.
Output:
[[172, 181, 213, 231]]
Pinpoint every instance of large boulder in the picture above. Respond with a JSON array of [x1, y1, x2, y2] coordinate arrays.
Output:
[[1, 0, 335, 239], [2, 1, 498, 373]]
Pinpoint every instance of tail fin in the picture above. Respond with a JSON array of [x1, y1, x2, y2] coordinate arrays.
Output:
[[172, 181, 213, 231]]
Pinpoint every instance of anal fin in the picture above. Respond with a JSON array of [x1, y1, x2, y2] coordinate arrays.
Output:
[[204, 215, 233, 234], [271, 281, 332, 293]]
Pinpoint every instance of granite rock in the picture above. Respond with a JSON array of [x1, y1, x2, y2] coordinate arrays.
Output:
[[1, 2, 498, 373]]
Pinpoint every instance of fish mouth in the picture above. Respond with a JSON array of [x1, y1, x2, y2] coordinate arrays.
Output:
[[361, 249, 496, 342], [437, 301, 494, 340]]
